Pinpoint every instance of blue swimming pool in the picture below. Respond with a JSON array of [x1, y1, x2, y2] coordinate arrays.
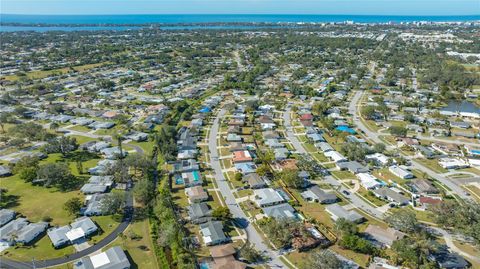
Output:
[[193, 171, 201, 182], [175, 178, 184, 185], [336, 125, 356, 134], [199, 262, 210, 269]]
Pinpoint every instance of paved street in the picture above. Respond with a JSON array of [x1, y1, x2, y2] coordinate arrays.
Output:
[[283, 106, 384, 219], [208, 108, 288, 268], [349, 91, 472, 200]]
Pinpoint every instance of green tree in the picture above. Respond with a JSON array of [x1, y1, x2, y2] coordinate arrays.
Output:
[[277, 169, 303, 189], [389, 126, 408, 137], [100, 192, 125, 215], [212, 206, 232, 221], [361, 105, 376, 120], [63, 197, 82, 216], [304, 250, 342, 269], [133, 178, 155, 206], [234, 172, 243, 181], [36, 162, 76, 190], [385, 208, 419, 233], [239, 242, 264, 263]]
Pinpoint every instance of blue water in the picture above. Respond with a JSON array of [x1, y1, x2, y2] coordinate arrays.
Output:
[[441, 100, 480, 114], [2, 14, 479, 24]]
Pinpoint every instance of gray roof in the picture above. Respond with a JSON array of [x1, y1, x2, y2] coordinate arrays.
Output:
[[188, 203, 211, 223], [47, 225, 70, 247], [200, 221, 227, 245], [373, 187, 410, 205], [0, 165, 12, 176], [74, 246, 130, 269], [302, 186, 338, 204], [71, 217, 98, 236], [0, 209, 15, 227], [325, 204, 364, 223], [80, 184, 108, 194], [0, 218, 28, 241], [83, 194, 107, 216], [262, 203, 296, 219], [16, 222, 48, 244], [254, 188, 285, 207], [337, 161, 369, 174], [245, 173, 266, 188]]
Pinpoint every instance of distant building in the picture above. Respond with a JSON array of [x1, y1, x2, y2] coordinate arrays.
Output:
[[73, 246, 131, 269]]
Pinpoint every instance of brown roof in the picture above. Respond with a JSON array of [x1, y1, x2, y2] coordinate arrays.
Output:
[[419, 196, 442, 205], [233, 150, 252, 163], [210, 244, 236, 258]]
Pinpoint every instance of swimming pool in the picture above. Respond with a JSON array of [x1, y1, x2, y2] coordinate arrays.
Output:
[[199, 262, 210, 269]]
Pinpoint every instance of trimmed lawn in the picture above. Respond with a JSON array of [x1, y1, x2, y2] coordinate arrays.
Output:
[[68, 125, 92, 132], [416, 159, 448, 174], [0, 174, 82, 226], [108, 218, 159, 269], [1, 236, 75, 261], [331, 170, 355, 180], [68, 135, 97, 145]]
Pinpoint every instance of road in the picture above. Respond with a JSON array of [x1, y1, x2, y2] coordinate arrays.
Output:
[[208, 108, 288, 268], [431, 227, 480, 264], [0, 191, 134, 269], [282, 106, 384, 219], [349, 91, 472, 201]]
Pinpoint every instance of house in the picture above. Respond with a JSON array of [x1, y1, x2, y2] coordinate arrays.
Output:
[[88, 160, 115, 175], [0, 218, 29, 243], [172, 159, 199, 173], [126, 132, 148, 142], [337, 161, 369, 174], [428, 245, 470, 269], [324, 151, 347, 163], [316, 142, 334, 152], [357, 173, 382, 190], [364, 224, 405, 248], [301, 185, 338, 204], [15, 222, 49, 245], [73, 246, 131, 269], [47, 225, 71, 248], [188, 203, 211, 224], [372, 187, 410, 206], [82, 193, 107, 216], [185, 186, 209, 203], [415, 146, 436, 159], [244, 173, 267, 189], [263, 203, 297, 219], [253, 188, 285, 208], [306, 133, 324, 143], [232, 150, 252, 163], [0, 165, 12, 177], [70, 217, 98, 238], [181, 170, 203, 187], [200, 221, 228, 246], [234, 162, 257, 175], [80, 184, 108, 194], [418, 196, 442, 209], [210, 244, 247, 269], [389, 165, 414, 179], [0, 209, 15, 227], [100, 147, 127, 159], [431, 143, 461, 156], [226, 133, 242, 142], [264, 139, 284, 148], [438, 158, 469, 170], [325, 204, 364, 223], [410, 179, 439, 194], [366, 153, 391, 166], [368, 257, 402, 269]]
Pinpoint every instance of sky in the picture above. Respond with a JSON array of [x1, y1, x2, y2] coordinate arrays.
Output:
[[1, 0, 480, 16]]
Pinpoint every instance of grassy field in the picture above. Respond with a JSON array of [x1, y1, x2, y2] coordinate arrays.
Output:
[[416, 159, 448, 173], [2, 63, 107, 81], [0, 173, 82, 226], [108, 218, 159, 269], [1, 236, 75, 261]]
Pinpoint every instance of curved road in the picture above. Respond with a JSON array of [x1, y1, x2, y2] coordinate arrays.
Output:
[[208, 108, 288, 268], [0, 191, 133, 269]]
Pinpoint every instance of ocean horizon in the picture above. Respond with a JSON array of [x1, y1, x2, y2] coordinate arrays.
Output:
[[2, 14, 480, 25]]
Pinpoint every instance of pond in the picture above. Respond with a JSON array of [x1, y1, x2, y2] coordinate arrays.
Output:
[[441, 100, 480, 114]]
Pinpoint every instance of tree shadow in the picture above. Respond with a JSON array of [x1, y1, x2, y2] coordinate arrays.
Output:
[[0, 192, 20, 208]]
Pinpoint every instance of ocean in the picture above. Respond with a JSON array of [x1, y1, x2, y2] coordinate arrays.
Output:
[[1, 14, 479, 32]]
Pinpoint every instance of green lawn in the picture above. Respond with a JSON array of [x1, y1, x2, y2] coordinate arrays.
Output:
[[0, 174, 82, 226], [331, 170, 355, 180], [68, 135, 97, 145], [416, 159, 448, 173], [1, 236, 75, 261]]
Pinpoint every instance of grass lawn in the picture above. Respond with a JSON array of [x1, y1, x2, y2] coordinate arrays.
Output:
[[331, 170, 355, 180], [68, 135, 97, 145], [0, 174, 82, 226], [68, 125, 92, 132], [416, 159, 448, 174], [108, 218, 159, 269], [1, 236, 75, 261], [90, 215, 122, 244], [125, 141, 155, 156], [329, 244, 371, 268], [357, 187, 387, 207], [464, 185, 480, 202]]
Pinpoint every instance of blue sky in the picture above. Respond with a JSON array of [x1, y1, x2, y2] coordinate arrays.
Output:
[[2, 0, 479, 15]]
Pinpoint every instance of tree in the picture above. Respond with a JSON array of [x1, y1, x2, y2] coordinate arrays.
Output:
[[44, 136, 78, 156], [277, 169, 303, 189], [256, 164, 270, 176], [361, 105, 376, 120], [8, 138, 26, 148], [389, 126, 408, 137], [63, 197, 82, 216], [373, 143, 386, 153], [36, 162, 76, 190], [100, 192, 125, 215], [234, 172, 243, 181], [0, 112, 13, 133], [340, 142, 369, 162], [304, 250, 342, 269], [239, 242, 264, 263], [385, 208, 419, 233], [133, 178, 155, 206], [49, 122, 59, 131], [312, 101, 330, 117], [212, 206, 232, 221], [13, 156, 40, 182], [334, 218, 358, 237]]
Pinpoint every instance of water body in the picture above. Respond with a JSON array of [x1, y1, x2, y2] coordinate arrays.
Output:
[[441, 100, 480, 114], [1, 14, 479, 25]]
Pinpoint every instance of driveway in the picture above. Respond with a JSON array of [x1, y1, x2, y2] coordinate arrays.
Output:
[[208, 108, 288, 268]]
